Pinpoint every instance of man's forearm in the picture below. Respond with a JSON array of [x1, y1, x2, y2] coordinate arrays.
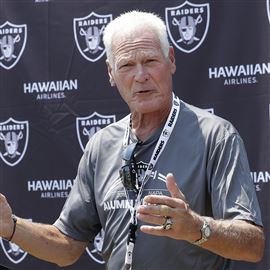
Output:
[[9, 217, 88, 266], [202, 218, 265, 262]]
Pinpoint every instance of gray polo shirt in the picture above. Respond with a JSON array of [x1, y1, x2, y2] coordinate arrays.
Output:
[[54, 100, 262, 270]]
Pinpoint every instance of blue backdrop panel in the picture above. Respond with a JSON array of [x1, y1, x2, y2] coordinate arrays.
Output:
[[0, 1, 269, 269]]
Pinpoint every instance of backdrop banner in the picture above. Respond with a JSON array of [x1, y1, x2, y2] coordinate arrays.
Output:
[[0, 1, 269, 269]]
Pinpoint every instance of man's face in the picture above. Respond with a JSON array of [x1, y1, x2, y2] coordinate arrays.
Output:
[[107, 29, 176, 114]]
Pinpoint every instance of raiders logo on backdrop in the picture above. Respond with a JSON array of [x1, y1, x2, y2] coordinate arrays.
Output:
[[165, 1, 210, 53], [0, 238, 28, 264], [86, 229, 105, 264], [0, 219, 32, 264], [76, 112, 116, 151], [0, 118, 29, 166], [73, 12, 112, 62], [0, 21, 27, 70]]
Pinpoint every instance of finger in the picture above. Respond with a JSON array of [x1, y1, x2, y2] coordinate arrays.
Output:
[[137, 203, 185, 218], [137, 212, 166, 226], [166, 173, 186, 201], [143, 195, 185, 209], [138, 203, 170, 216], [142, 195, 181, 209], [140, 225, 173, 236]]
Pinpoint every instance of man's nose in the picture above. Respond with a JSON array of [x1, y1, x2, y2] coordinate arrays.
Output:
[[134, 65, 149, 83]]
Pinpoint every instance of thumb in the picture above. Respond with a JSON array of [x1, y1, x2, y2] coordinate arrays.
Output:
[[166, 173, 186, 201]]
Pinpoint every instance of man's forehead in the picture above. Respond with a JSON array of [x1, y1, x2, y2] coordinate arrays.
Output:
[[117, 49, 160, 63], [113, 27, 159, 46], [112, 32, 161, 56], [113, 45, 162, 66]]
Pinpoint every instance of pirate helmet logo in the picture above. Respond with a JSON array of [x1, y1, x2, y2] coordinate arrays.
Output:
[[74, 12, 112, 62], [0, 21, 27, 70], [0, 238, 28, 264], [86, 229, 105, 264], [0, 118, 29, 166], [76, 112, 116, 151], [165, 1, 210, 53]]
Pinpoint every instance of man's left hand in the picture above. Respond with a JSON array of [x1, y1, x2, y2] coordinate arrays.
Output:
[[136, 173, 202, 242]]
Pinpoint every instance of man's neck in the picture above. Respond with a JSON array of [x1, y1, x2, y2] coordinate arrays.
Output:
[[131, 108, 170, 142]]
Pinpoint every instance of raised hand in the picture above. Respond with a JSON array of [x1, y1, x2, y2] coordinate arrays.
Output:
[[137, 173, 201, 243]]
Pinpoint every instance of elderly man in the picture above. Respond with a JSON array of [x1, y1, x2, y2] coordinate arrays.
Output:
[[0, 10, 264, 270]]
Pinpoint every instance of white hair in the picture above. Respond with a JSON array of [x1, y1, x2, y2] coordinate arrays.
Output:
[[103, 10, 170, 64]]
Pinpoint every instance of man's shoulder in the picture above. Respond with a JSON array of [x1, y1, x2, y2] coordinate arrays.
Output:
[[179, 100, 238, 139]]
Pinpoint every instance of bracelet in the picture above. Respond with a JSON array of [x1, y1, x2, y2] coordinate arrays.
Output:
[[6, 214, 17, 242]]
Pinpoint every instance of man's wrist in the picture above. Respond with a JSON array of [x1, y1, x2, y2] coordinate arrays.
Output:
[[193, 218, 211, 245], [5, 214, 17, 242]]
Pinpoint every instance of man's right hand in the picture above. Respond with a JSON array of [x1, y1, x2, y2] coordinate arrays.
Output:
[[0, 193, 14, 240]]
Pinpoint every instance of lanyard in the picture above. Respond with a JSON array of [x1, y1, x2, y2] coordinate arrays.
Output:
[[122, 93, 180, 269]]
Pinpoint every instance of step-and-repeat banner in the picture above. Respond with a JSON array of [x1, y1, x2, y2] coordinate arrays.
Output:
[[0, 1, 269, 269]]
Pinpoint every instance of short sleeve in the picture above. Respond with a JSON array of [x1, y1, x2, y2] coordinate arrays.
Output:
[[207, 132, 263, 226], [53, 146, 101, 242]]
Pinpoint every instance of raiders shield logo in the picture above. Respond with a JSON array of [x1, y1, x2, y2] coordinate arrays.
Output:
[[0, 21, 27, 70], [74, 12, 112, 62], [76, 112, 116, 151], [0, 118, 29, 166], [0, 237, 28, 264], [165, 1, 210, 53], [86, 229, 105, 264]]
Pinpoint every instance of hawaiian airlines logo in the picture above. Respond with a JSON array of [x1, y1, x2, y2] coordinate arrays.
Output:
[[23, 79, 78, 100], [208, 62, 270, 86], [27, 178, 75, 199], [76, 112, 116, 151], [0, 118, 29, 166], [165, 1, 210, 53], [86, 229, 105, 264], [0, 21, 27, 70], [252, 170, 270, 192], [73, 12, 112, 62]]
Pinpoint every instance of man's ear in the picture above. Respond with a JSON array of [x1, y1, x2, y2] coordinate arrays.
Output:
[[168, 47, 176, 74], [106, 59, 115, 86]]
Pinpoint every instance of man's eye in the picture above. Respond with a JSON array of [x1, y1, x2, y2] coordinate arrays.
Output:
[[146, 59, 156, 64], [119, 63, 132, 69]]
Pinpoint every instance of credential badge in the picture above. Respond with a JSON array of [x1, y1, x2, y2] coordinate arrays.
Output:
[[73, 12, 112, 62], [165, 1, 210, 53], [76, 112, 116, 151], [0, 118, 29, 166], [0, 21, 27, 70]]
